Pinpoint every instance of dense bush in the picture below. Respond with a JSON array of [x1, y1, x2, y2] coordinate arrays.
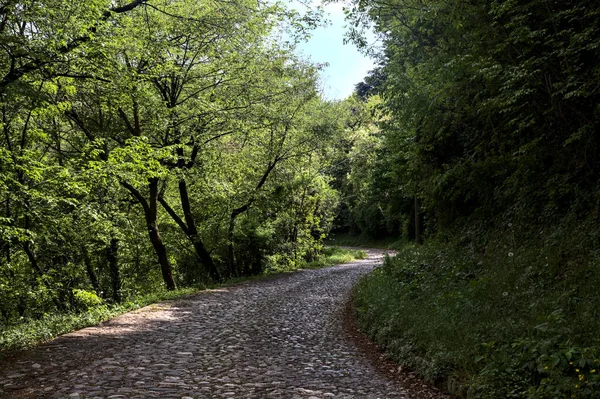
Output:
[[355, 223, 600, 398], [343, 1, 600, 396]]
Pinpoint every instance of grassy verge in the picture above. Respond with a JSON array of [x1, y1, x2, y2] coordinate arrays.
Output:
[[0, 288, 198, 355], [301, 246, 367, 269], [354, 234, 600, 398], [325, 232, 402, 250], [0, 246, 365, 356]]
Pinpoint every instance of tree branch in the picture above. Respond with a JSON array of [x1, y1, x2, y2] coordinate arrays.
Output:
[[0, 0, 147, 92], [158, 196, 190, 236], [117, 107, 137, 136], [120, 180, 151, 217]]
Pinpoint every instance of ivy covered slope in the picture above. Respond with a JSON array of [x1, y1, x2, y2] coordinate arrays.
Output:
[[340, 0, 600, 398], [0, 0, 365, 351]]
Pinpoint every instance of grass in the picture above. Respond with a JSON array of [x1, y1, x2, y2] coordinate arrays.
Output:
[[0, 246, 365, 356], [301, 246, 367, 269], [324, 231, 403, 250], [353, 228, 600, 398], [0, 288, 199, 355]]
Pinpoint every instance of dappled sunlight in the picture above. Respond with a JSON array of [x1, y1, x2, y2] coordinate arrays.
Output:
[[0, 254, 411, 398], [67, 308, 181, 337]]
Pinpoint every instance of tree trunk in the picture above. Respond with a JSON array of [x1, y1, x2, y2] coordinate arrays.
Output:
[[178, 179, 221, 282], [227, 205, 248, 277], [414, 196, 423, 245], [3, 194, 10, 264], [121, 179, 176, 290], [106, 238, 121, 302], [148, 179, 176, 290], [227, 214, 237, 277]]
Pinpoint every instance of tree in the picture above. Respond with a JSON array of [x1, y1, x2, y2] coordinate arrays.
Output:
[[0, 0, 347, 326], [0, 0, 147, 93], [343, 0, 600, 236]]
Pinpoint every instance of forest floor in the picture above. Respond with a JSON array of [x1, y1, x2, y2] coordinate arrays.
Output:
[[0, 249, 447, 399]]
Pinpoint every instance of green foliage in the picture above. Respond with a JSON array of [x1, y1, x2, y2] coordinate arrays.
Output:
[[0, 0, 344, 339], [71, 289, 103, 311], [354, 224, 600, 398], [325, 232, 402, 250], [340, 1, 600, 396], [324, 94, 409, 239], [259, 173, 340, 272], [301, 246, 367, 269], [0, 287, 198, 354], [345, 0, 600, 232]]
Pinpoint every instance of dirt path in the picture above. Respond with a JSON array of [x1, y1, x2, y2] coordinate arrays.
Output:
[[0, 249, 439, 399]]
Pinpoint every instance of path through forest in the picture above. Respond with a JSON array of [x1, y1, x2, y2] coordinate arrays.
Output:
[[0, 249, 439, 399]]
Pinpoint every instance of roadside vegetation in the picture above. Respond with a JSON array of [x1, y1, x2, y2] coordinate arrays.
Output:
[[302, 246, 367, 269], [0, 287, 197, 354], [325, 232, 401, 250], [0, 246, 364, 354], [338, 0, 600, 397], [355, 236, 600, 398], [2, 1, 599, 397]]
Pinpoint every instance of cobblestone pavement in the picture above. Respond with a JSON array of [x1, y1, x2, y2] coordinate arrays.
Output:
[[0, 249, 407, 399]]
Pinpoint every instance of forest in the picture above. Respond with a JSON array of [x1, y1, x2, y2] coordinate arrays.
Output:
[[1, 0, 600, 398], [0, 0, 356, 346], [345, 0, 600, 397]]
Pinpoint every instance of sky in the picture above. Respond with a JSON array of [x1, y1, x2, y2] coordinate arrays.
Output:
[[293, 2, 376, 100]]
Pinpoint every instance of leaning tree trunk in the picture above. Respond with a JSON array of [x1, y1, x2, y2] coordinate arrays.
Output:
[[147, 179, 176, 290], [122, 179, 176, 290], [178, 179, 221, 282]]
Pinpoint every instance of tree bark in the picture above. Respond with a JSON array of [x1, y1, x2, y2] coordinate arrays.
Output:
[[179, 178, 221, 282], [227, 204, 249, 277], [155, 144, 222, 282], [147, 179, 176, 290], [121, 179, 176, 290], [4, 194, 10, 264]]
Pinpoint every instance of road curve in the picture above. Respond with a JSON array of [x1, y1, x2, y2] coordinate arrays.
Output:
[[0, 249, 405, 399]]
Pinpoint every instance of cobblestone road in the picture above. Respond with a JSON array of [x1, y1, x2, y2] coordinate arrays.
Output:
[[0, 249, 407, 399]]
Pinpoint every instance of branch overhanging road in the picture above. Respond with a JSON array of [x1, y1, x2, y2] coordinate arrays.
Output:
[[1, 249, 415, 399]]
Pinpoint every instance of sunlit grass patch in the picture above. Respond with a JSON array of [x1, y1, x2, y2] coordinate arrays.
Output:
[[0, 287, 198, 355], [301, 246, 367, 269]]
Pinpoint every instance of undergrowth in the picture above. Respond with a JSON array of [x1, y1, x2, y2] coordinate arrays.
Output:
[[325, 232, 402, 249], [0, 288, 198, 355], [354, 223, 600, 398], [0, 246, 363, 355], [301, 246, 367, 269]]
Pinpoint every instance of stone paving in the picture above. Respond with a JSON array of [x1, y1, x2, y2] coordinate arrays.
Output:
[[0, 249, 407, 399]]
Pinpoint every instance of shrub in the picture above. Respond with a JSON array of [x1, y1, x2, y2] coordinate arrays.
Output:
[[354, 228, 600, 398], [72, 289, 103, 310]]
